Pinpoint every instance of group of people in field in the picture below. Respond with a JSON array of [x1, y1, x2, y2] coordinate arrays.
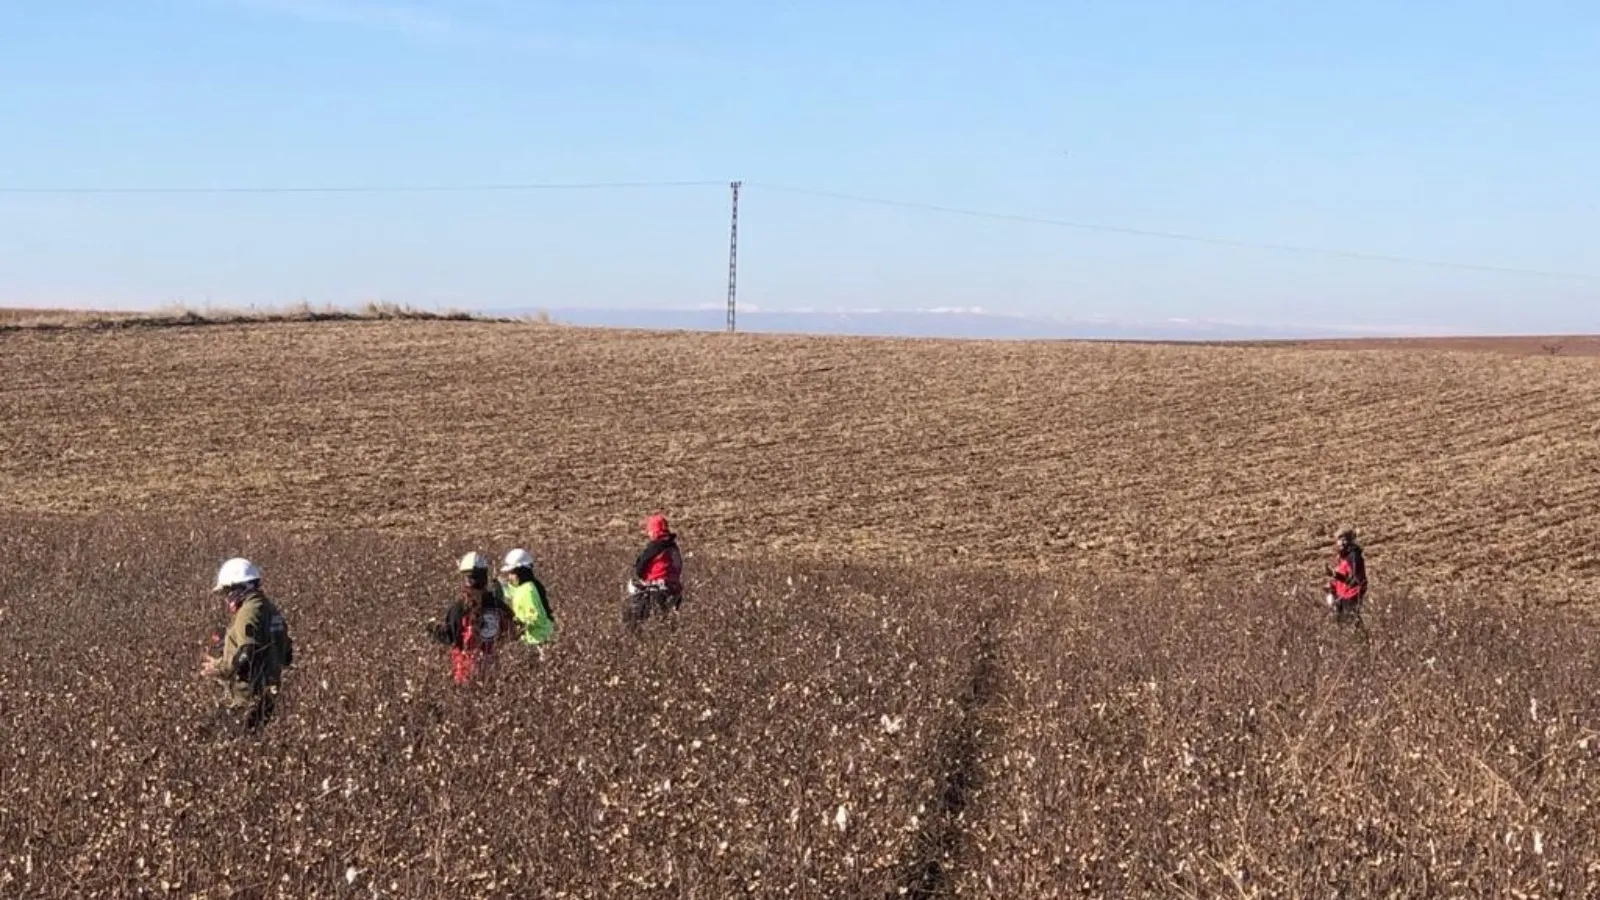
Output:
[[430, 547, 555, 686], [199, 519, 1363, 730], [198, 513, 686, 729]]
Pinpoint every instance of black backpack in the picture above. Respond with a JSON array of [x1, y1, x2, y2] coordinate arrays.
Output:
[[260, 598, 294, 670]]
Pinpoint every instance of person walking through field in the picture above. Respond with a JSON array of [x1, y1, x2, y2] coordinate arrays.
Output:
[[200, 557, 294, 729], [626, 513, 684, 626], [1324, 528, 1368, 623], [499, 548, 555, 647], [431, 552, 514, 685]]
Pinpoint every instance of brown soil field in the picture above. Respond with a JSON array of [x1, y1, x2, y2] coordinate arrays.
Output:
[[2, 320, 1598, 603], [3, 320, 1599, 897]]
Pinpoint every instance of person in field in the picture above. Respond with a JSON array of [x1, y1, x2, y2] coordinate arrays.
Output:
[[1324, 528, 1368, 622], [499, 548, 555, 647], [431, 552, 514, 684], [626, 513, 684, 625], [200, 557, 294, 729]]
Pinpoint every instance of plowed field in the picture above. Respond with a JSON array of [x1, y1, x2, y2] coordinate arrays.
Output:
[[2, 320, 1598, 601], [3, 320, 1599, 898]]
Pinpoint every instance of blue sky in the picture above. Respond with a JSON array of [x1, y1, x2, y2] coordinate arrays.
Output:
[[1, 0, 1596, 332]]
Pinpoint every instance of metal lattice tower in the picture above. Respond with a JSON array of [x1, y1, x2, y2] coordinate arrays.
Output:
[[726, 180, 741, 333]]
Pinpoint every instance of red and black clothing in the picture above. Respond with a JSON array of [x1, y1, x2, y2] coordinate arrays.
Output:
[[633, 533, 683, 594], [1328, 543, 1367, 620], [627, 515, 685, 627], [433, 584, 513, 684]]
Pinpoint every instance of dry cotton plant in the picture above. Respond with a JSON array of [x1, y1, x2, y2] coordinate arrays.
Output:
[[0, 513, 993, 898], [957, 576, 1600, 898]]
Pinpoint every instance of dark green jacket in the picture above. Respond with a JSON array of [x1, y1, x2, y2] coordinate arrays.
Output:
[[218, 590, 291, 694]]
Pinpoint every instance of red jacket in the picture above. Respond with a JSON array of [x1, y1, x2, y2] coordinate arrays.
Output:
[[634, 534, 683, 591], [1330, 549, 1367, 601]]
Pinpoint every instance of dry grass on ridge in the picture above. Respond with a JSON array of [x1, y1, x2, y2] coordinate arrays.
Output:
[[0, 301, 535, 331]]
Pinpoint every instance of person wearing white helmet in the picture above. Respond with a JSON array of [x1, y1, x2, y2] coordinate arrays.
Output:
[[430, 552, 514, 685], [498, 548, 554, 646], [200, 557, 294, 728]]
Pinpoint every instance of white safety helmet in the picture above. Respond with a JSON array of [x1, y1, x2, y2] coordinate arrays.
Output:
[[458, 551, 489, 573], [500, 548, 534, 573], [213, 557, 261, 592]]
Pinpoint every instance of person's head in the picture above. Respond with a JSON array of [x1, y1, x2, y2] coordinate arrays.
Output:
[[212, 557, 261, 610], [644, 513, 671, 541], [458, 551, 490, 589], [499, 548, 535, 586], [1336, 528, 1358, 553]]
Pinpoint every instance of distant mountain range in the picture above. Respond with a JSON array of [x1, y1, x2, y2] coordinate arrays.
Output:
[[509, 306, 1426, 341]]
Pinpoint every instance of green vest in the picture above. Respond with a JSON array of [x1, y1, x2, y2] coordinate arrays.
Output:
[[505, 580, 553, 645]]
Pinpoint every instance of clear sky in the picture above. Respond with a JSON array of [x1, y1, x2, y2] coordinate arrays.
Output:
[[1, 0, 1596, 332]]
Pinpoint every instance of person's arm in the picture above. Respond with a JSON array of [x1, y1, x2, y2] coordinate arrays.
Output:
[[1330, 559, 1353, 585], [667, 546, 684, 589], [431, 604, 463, 646], [489, 590, 524, 636], [199, 626, 226, 678], [634, 541, 665, 580], [208, 607, 260, 681]]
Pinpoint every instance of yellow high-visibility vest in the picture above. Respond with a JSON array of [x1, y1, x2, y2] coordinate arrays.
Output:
[[505, 581, 553, 645]]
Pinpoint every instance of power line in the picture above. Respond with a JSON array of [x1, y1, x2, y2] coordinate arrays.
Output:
[[746, 182, 1600, 284], [5, 175, 1593, 283], [0, 179, 725, 195]]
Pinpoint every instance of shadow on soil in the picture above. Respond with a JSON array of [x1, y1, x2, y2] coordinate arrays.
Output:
[[901, 617, 1004, 898]]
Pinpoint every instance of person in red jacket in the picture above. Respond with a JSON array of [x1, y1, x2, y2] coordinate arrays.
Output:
[[626, 513, 684, 625], [1324, 528, 1368, 623], [430, 552, 513, 684]]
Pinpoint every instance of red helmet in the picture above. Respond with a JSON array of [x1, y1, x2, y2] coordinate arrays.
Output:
[[645, 514, 670, 540]]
